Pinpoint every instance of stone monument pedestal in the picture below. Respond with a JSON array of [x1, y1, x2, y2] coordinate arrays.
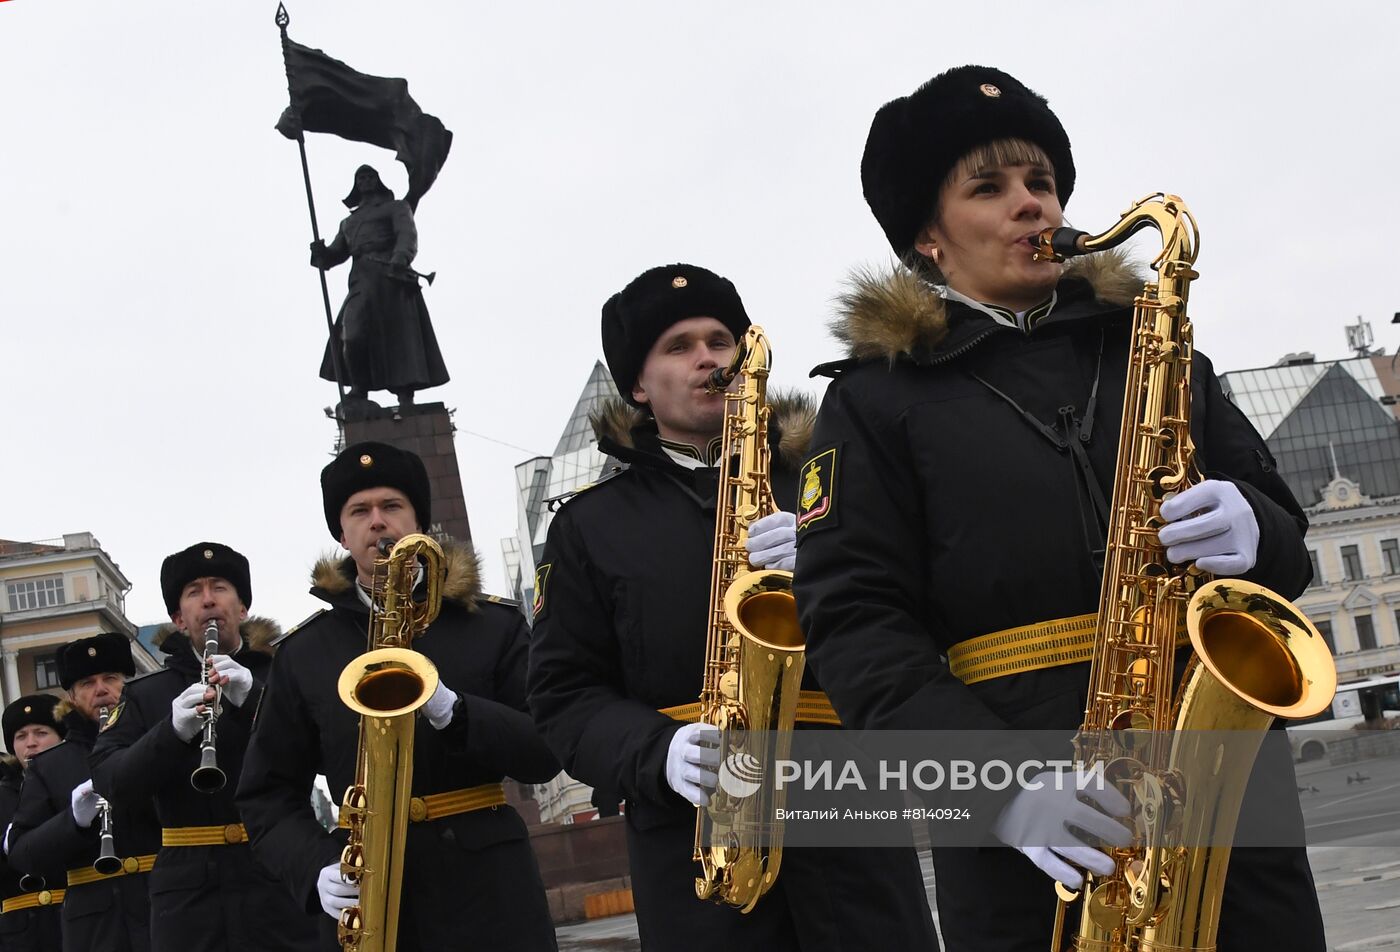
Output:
[[340, 402, 472, 545]]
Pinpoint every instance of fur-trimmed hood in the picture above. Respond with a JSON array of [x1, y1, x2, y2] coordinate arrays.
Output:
[[588, 390, 817, 470], [152, 616, 283, 656], [311, 543, 484, 611], [831, 249, 1142, 364]]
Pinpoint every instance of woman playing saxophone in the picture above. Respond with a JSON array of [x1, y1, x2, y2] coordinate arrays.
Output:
[[795, 65, 1329, 952]]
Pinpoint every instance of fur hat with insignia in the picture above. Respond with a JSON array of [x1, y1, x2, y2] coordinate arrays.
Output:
[[861, 65, 1075, 258], [55, 632, 135, 690], [601, 263, 751, 408], [321, 441, 431, 541], [160, 542, 252, 615], [3, 693, 66, 752]]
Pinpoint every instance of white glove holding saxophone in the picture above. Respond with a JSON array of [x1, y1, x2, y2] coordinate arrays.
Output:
[[421, 680, 458, 730], [207, 655, 253, 707], [170, 681, 211, 743], [991, 768, 1133, 889], [665, 723, 722, 806], [746, 511, 797, 571], [1157, 479, 1259, 576], [317, 862, 359, 920], [70, 779, 101, 829]]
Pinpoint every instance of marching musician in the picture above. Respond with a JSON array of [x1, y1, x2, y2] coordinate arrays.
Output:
[[235, 442, 559, 951], [526, 264, 940, 951], [792, 65, 1325, 951], [8, 634, 158, 952], [88, 542, 317, 951], [1, 694, 67, 951]]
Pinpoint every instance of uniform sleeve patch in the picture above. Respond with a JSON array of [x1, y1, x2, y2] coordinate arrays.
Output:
[[796, 446, 839, 534], [100, 702, 124, 731], [531, 563, 553, 619]]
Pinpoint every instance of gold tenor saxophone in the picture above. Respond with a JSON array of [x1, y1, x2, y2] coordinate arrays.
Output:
[[1035, 195, 1336, 952], [336, 534, 444, 952], [190, 619, 227, 793], [93, 706, 122, 875], [693, 325, 806, 913]]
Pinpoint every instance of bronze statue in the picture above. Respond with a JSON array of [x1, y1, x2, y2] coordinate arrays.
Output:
[[312, 165, 449, 410]]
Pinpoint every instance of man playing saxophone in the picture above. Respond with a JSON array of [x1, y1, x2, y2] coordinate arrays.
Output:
[[235, 442, 559, 951], [8, 634, 158, 952], [793, 65, 1327, 951], [527, 264, 939, 951], [89, 542, 317, 951]]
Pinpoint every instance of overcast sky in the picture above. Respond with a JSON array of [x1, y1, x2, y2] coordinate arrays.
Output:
[[3, 0, 1397, 632]]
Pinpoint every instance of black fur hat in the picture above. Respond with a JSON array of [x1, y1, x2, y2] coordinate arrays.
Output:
[[861, 65, 1075, 258], [3, 694, 66, 753], [601, 263, 750, 408], [55, 633, 135, 690], [160, 542, 252, 615], [321, 441, 431, 540]]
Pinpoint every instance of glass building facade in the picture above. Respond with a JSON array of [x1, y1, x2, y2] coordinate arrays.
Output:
[[501, 361, 619, 620], [1220, 355, 1400, 507]]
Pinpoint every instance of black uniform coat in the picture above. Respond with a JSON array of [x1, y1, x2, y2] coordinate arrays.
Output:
[[235, 547, 558, 952], [0, 757, 61, 952], [794, 253, 1325, 952], [89, 620, 317, 952], [9, 710, 156, 952], [528, 399, 941, 952]]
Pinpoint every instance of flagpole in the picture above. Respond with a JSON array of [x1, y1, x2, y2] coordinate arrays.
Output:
[[276, 3, 348, 408]]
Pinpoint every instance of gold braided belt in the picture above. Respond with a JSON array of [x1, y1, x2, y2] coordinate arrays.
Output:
[[660, 689, 842, 726], [336, 783, 506, 829], [162, 823, 248, 847], [2, 888, 66, 913], [66, 854, 156, 888], [947, 612, 1190, 685]]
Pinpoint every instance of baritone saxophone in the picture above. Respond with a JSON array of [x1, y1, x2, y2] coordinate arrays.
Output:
[[336, 534, 444, 952], [1035, 195, 1336, 952]]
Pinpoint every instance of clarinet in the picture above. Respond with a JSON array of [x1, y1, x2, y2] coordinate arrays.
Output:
[[190, 619, 227, 793], [93, 707, 122, 875]]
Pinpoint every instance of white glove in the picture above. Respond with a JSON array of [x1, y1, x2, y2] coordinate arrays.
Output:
[[422, 680, 458, 730], [665, 723, 721, 806], [991, 768, 1133, 889], [317, 862, 359, 920], [746, 511, 797, 571], [208, 655, 253, 707], [171, 681, 210, 743], [70, 780, 101, 829], [1158, 479, 1260, 576]]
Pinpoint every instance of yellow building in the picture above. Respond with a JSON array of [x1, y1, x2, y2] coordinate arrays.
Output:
[[0, 533, 160, 716]]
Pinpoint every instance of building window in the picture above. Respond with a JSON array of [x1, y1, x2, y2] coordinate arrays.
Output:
[[1341, 545, 1363, 582], [5, 575, 66, 611], [1382, 538, 1400, 576], [1315, 620, 1336, 654], [1307, 550, 1321, 587], [34, 653, 62, 690], [1356, 614, 1377, 652]]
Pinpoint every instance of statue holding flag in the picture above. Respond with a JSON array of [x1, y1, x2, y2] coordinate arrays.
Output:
[[275, 5, 453, 417], [309, 165, 448, 409]]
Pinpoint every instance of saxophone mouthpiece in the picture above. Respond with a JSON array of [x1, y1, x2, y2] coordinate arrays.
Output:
[[1035, 227, 1091, 262], [375, 538, 398, 557]]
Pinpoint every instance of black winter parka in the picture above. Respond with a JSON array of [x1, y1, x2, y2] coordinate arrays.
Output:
[[528, 402, 940, 952], [89, 620, 317, 951], [235, 548, 558, 952], [8, 711, 157, 952], [794, 254, 1324, 952]]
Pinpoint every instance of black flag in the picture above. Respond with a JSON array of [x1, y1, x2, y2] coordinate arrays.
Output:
[[277, 36, 452, 210]]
